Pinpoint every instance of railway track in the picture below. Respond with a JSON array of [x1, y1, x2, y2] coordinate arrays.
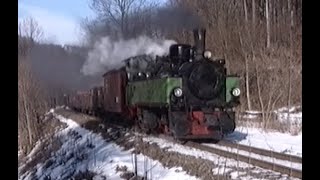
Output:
[[108, 121, 303, 179], [156, 133, 302, 179], [185, 141, 302, 179], [57, 108, 302, 179], [217, 140, 302, 163]]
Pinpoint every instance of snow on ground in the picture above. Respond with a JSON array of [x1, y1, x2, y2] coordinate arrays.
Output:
[[18, 150, 22, 158], [225, 126, 302, 157], [142, 136, 300, 180], [274, 106, 302, 125], [19, 110, 198, 180], [242, 106, 302, 124], [243, 111, 262, 115], [243, 106, 302, 124], [18, 140, 44, 173], [237, 106, 302, 156], [19, 106, 301, 179], [242, 114, 259, 119], [203, 143, 301, 170]]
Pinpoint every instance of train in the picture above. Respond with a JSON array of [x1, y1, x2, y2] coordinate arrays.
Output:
[[67, 28, 241, 141]]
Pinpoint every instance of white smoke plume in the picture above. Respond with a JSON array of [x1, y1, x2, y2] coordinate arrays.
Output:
[[81, 36, 176, 76]]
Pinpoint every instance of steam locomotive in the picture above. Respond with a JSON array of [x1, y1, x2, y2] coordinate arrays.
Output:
[[68, 28, 241, 141]]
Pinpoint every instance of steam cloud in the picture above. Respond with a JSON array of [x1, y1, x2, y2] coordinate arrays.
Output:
[[81, 36, 176, 76]]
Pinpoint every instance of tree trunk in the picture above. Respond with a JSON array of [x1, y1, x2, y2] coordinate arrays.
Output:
[[287, 0, 294, 121], [251, 0, 256, 41], [252, 0, 256, 25], [266, 0, 270, 48], [239, 32, 252, 111], [245, 56, 252, 111], [243, 0, 248, 23], [22, 90, 33, 146], [254, 54, 265, 125]]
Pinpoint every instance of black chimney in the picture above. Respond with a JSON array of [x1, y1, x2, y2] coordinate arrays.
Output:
[[193, 28, 206, 58]]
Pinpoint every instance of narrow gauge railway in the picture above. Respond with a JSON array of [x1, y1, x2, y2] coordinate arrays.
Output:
[[57, 107, 302, 179], [186, 141, 302, 179], [157, 133, 302, 179], [216, 140, 302, 163]]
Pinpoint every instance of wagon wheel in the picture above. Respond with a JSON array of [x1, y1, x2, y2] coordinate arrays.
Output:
[[142, 110, 160, 134], [137, 111, 151, 134], [137, 113, 146, 133]]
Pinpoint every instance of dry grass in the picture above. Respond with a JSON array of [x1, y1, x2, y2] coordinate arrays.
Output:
[[18, 114, 65, 160]]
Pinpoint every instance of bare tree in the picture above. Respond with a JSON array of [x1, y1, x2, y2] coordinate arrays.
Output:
[[265, 0, 270, 48], [252, 0, 256, 33], [18, 17, 48, 154], [243, 0, 248, 23], [90, 0, 146, 38], [287, 0, 294, 121], [239, 33, 252, 111], [18, 17, 43, 58], [81, 0, 163, 46], [18, 61, 48, 151], [239, 0, 252, 111], [254, 50, 284, 128]]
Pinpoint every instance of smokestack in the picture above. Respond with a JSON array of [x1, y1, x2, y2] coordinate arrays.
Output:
[[193, 28, 206, 58]]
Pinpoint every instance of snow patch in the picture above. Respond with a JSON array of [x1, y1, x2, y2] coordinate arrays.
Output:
[[142, 136, 298, 178], [244, 111, 262, 114], [230, 171, 246, 179], [19, 113, 198, 180], [276, 112, 302, 125], [18, 150, 22, 158], [203, 143, 302, 170], [226, 126, 302, 157], [242, 114, 259, 119], [212, 167, 233, 175], [275, 106, 301, 114], [242, 106, 302, 125]]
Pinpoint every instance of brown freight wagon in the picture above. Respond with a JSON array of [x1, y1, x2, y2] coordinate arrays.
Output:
[[84, 91, 92, 113], [91, 86, 104, 113], [69, 94, 80, 110], [102, 69, 127, 113], [68, 95, 74, 109], [86, 91, 94, 114], [76, 92, 84, 111], [76, 91, 91, 113]]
